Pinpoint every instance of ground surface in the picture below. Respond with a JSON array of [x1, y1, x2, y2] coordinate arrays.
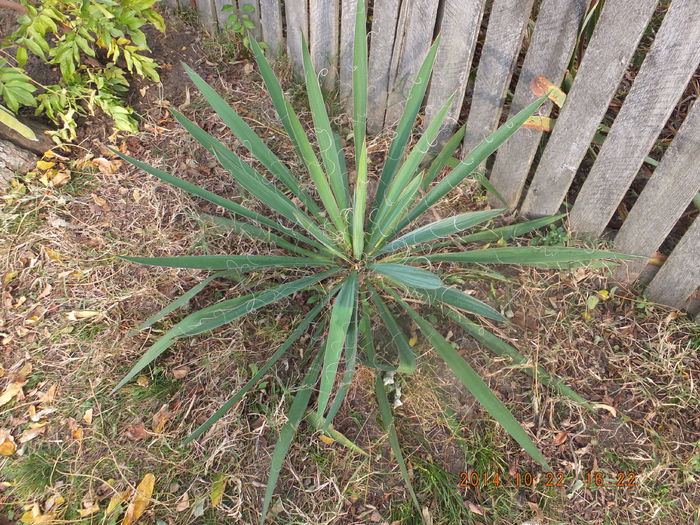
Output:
[[1, 7, 699, 525]]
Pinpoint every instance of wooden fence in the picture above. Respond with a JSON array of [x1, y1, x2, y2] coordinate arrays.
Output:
[[169, 0, 700, 319]]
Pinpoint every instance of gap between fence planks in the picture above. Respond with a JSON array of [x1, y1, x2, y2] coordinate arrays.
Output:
[[646, 216, 700, 316], [259, 0, 284, 56], [423, 0, 485, 145], [520, 0, 658, 218], [366, 0, 401, 134], [486, 0, 588, 209], [461, 0, 535, 158], [310, 0, 339, 89], [568, 0, 700, 235], [383, 0, 440, 129], [613, 99, 700, 283]]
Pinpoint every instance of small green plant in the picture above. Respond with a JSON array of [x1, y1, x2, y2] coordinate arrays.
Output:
[[0, 0, 164, 142], [220, 3, 265, 52], [113, 1, 635, 521], [530, 224, 570, 246]]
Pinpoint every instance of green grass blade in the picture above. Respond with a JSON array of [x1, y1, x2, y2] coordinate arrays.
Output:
[[352, 0, 368, 156], [109, 148, 322, 252], [417, 286, 506, 322], [200, 213, 322, 259], [422, 123, 466, 189], [373, 36, 441, 209], [321, 307, 359, 428], [397, 93, 550, 232], [444, 309, 592, 408], [119, 255, 334, 271], [171, 110, 346, 259], [387, 289, 551, 469], [180, 64, 323, 219], [112, 269, 339, 393], [301, 35, 350, 211], [370, 287, 416, 374], [375, 374, 421, 513], [249, 37, 349, 243], [370, 263, 442, 289], [358, 301, 398, 373], [317, 272, 358, 417], [184, 293, 335, 445], [373, 92, 456, 226], [127, 271, 236, 337], [377, 209, 503, 255], [352, 141, 368, 259], [407, 246, 639, 268], [261, 348, 325, 524]]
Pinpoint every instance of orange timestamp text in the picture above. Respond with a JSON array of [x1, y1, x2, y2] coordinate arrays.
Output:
[[458, 471, 637, 488]]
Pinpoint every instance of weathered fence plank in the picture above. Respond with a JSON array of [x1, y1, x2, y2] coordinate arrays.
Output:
[[367, 0, 401, 134], [487, 0, 588, 209], [613, 100, 700, 282], [424, 0, 485, 144], [259, 0, 284, 56], [196, 0, 219, 31], [339, 0, 357, 110], [310, 0, 339, 89], [569, 0, 700, 235], [383, 0, 440, 128], [520, 0, 658, 218], [461, 0, 535, 157], [646, 217, 700, 313], [286, 0, 309, 78]]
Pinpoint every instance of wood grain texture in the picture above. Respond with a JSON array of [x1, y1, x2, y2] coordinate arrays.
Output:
[[569, 0, 700, 235], [424, 0, 485, 144], [646, 216, 700, 311], [461, 0, 535, 157], [238, 0, 262, 40], [383, 0, 440, 129], [286, 0, 309, 79], [309, 0, 339, 89], [486, 0, 588, 209], [259, 0, 284, 55], [339, 0, 357, 111], [196, 0, 218, 31], [613, 100, 700, 282], [366, 0, 401, 134], [521, 0, 658, 218]]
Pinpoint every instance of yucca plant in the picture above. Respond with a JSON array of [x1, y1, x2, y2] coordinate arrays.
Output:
[[112, 1, 634, 521]]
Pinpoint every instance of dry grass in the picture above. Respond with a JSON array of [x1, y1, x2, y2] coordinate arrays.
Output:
[[1, 20, 699, 525]]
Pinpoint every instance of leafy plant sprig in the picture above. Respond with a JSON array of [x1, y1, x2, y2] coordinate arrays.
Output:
[[113, 0, 636, 521], [0, 0, 164, 142]]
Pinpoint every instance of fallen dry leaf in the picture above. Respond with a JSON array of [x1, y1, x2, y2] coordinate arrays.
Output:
[[19, 502, 55, 524], [66, 310, 100, 321], [171, 367, 189, 379], [106, 489, 132, 515], [83, 408, 93, 425], [467, 502, 485, 515], [152, 404, 171, 434], [19, 422, 48, 443], [0, 429, 16, 455], [136, 376, 149, 387], [210, 475, 227, 507], [122, 473, 155, 525], [38, 383, 57, 404], [44, 493, 65, 512], [125, 423, 150, 441], [592, 403, 617, 417], [175, 491, 189, 512], [553, 431, 569, 446], [30, 407, 57, 422], [0, 381, 26, 407], [78, 501, 100, 517]]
